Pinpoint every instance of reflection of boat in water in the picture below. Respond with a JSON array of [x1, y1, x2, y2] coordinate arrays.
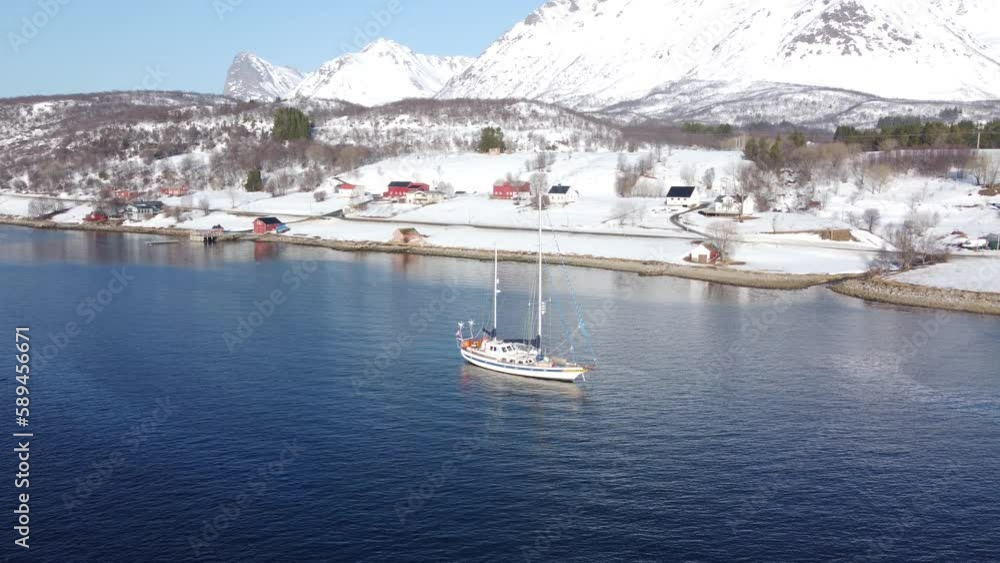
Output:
[[456, 191, 595, 384]]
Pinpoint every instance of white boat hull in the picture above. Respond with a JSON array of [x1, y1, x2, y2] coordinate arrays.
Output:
[[460, 348, 585, 383]]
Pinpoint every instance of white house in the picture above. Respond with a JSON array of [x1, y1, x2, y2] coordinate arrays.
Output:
[[548, 185, 579, 205], [335, 182, 365, 196], [126, 201, 164, 222], [688, 243, 721, 264], [708, 194, 743, 216], [666, 186, 699, 208], [405, 190, 446, 205]]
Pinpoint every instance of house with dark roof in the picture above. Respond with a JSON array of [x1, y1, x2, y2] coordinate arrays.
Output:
[[548, 184, 579, 204], [666, 186, 699, 207], [125, 201, 164, 222], [253, 216, 285, 235]]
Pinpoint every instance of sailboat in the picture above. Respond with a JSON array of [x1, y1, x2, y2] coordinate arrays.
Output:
[[456, 189, 592, 383]]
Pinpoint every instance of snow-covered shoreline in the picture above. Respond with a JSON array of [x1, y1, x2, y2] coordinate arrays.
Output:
[[6, 216, 1000, 315], [0, 216, 853, 290]]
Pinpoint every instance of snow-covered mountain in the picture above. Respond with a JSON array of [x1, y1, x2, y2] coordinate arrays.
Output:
[[289, 39, 473, 107], [223, 52, 304, 101], [931, 0, 1000, 58], [439, 0, 1000, 113]]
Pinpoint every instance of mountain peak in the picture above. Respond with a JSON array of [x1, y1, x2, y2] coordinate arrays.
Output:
[[360, 38, 411, 55], [289, 42, 473, 106], [223, 52, 303, 101]]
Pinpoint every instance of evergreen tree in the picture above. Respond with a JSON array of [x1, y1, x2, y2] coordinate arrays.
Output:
[[272, 108, 311, 142], [245, 168, 263, 192], [768, 136, 784, 169], [743, 138, 759, 162], [477, 127, 506, 153], [790, 131, 807, 148]]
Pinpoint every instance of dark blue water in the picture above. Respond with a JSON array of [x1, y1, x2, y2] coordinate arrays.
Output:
[[1, 225, 998, 562]]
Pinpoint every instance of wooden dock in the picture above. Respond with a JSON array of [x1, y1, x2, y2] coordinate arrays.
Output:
[[189, 231, 243, 244]]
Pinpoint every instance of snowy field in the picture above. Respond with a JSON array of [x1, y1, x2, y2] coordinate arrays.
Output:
[[283, 218, 873, 275], [894, 258, 1000, 293]]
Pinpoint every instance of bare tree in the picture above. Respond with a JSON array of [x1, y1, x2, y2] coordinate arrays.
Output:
[[437, 181, 456, 197], [313, 190, 327, 202], [707, 221, 739, 262], [680, 164, 697, 186], [884, 214, 948, 271], [612, 201, 638, 227], [177, 155, 197, 184], [529, 171, 548, 199], [732, 164, 763, 220], [27, 198, 59, 218], [701, 168, 716, 191], [867, 163, 894, 194], [971, 155, 1000, 188], [862, 208, 881, 233], [851, 157, 869, 192], [198, 198, 211, 214], [166, 206, 184, 222]]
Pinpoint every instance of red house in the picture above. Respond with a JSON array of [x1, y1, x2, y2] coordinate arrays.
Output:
[[384, 181, 430, 200], [253, 217, 284, 234], [84, 211, 108, 223], [159, 186, 190, 197], [114, 189, 141, 201], [336, 183, 357, 193], [492, 180, 531, 200]]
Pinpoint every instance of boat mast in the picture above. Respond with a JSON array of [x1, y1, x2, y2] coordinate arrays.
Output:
[[537, 187, 543, 356], [493, 245, 499, 335]]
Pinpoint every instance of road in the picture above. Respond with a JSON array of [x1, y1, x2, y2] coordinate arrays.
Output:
[[669, 204, 710, 238]]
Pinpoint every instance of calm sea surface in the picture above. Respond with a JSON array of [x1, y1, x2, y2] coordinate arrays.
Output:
[[0, 225, 998, 562]]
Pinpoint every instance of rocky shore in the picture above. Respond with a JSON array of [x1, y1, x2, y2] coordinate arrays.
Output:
[[832, 277, 1000, 316]]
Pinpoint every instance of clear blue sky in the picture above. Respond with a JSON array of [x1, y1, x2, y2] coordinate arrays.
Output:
[[0, 0, 542, 98]]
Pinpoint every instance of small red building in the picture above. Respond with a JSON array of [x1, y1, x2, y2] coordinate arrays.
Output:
[[114, 189, 141, 201], [384, 181, 430, 200], [159, 186, 190, 197], [492, 180, 531, 200], [253, 217, 284, 234], [336, 183, 357, 193], [392, 227, 426, 245], [84, 211, 108, 223]]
